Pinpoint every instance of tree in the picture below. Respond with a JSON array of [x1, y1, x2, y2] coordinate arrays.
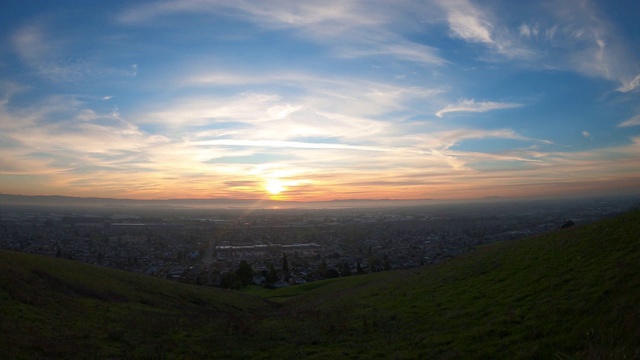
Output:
[[267, 263, 278, 284], [236, 260, 253, 287], [220, 273, 236, 289], [318, 260, 328, 278], [326, 268, 340, 278], [368, 257, 381, 273], [341, 261, 352, 276], [282, 253, 291, 281], [383, 260, 391, 271], [561, 220, 575, 229], [356, 261, 364, 274]]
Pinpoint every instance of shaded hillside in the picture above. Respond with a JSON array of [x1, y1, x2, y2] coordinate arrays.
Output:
[[2, 210, 640, 359], [0, 251, 274, 359], [260, 209, 640, 359]]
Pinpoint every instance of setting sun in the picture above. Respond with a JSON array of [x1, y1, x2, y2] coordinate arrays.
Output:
[[1, 1, 639, 202], [265, 179, 285, 195]]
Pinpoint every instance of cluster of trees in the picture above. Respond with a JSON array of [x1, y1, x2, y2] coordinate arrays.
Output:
[[219, 260, 256, 290], [219, 258, 280, 290], [219, 253, 372, 290]]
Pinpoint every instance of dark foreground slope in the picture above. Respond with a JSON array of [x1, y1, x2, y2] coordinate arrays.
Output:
[[2, 210, 639, 359], [263, 210, 640, 359], [0, 251, 274, 359]]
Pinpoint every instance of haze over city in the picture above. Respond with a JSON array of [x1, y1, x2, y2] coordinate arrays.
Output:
[[1, 0, 639, 202]]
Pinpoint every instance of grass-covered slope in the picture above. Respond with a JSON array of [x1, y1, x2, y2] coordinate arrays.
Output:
[[0, 251, 273, 359], [1, 210, 639, 359], [256, 210, 640, 359]]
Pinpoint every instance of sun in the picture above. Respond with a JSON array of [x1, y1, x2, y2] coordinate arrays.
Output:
[[265, 179, 285, 195]]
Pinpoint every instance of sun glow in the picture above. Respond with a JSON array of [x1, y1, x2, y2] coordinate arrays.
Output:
[[265, 179, 285, 195]]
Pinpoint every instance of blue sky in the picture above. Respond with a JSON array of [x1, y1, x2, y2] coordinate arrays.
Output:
[[1, 0, 639, 200]]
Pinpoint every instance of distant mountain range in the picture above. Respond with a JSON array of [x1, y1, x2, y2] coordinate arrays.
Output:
[[0, 193, 456, 209]]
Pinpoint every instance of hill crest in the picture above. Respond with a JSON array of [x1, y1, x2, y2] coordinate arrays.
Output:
[[1, 210, 639, 358]]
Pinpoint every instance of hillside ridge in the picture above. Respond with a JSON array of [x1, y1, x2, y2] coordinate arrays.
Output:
[[1, 210, 639, 358]]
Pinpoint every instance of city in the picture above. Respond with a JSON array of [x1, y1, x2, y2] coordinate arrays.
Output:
[[1, 195, 637, 290]]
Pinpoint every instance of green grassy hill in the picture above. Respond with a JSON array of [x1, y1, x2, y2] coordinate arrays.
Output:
[[0, 250, 273, 359], [2, 210, 639, 359]]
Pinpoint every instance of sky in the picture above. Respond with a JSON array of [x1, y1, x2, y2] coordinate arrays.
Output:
[[1, 0, 640, 202]]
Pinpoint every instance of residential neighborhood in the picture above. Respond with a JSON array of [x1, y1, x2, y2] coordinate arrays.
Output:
[[1, 195, 636, 289]]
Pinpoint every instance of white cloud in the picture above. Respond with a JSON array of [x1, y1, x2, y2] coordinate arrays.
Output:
[[384, 127, 545, 172], [435, 128, 527, 146], [225, 1, 386, 32], [445, 5, 493, 44], [435, 98, 522, 117], [0, 93, 170, 181], [618, 114, 640, 128], [193, 139, 388, 152], [162, 70, 444, 141], [518, 23, 539, 38], [11, 22, 89, 82], [436, 0, 536, 61], [11, 115, 168, 155], [11, 23, 50, 63], [185, 70, 444, 100], [4, 0, 639, 200], [435, 0, 638, 89], [131, 67, 454, 151], [617, 74, 640, 93], [542, 1, 640, 92], [0, 81, 30, 106], [336, 42, 446, 66], [137, 92, 285, 127], [119, 0, 447, 66], [135, 91, 391, 142], [119, 0, 384, 29], [435, 0, 489, 43], [11, 21, 140, 83]]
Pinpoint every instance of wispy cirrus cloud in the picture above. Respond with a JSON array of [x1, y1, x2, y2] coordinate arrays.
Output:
[[436, 0, 535, 60], [521, 1, 640, 92], [3, 0, 639, 200], [11, 23, 50, 63], [618, 114, 640, 128], [183, 70, 445, 103], [0, 92, 168, 177], [434, 128, 530, 147], [118, 0, 383, 29], [11, 20, 138, 83], [335, 42, 446, 66], [617, 75, 640, 93], [435, 98, 522, 118], [11, 23, 81, 82], [437, 0, 639, 92], [139, 70, 444, 144], [118, 0, 447, 67], [11, 22, 92, 82], [439, 0, 493, 45], [134, 92, 391, 142], [193, 139, 389, 152]]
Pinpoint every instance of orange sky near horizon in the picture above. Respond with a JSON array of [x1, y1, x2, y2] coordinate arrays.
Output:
[[2, 1, 640, 202]]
